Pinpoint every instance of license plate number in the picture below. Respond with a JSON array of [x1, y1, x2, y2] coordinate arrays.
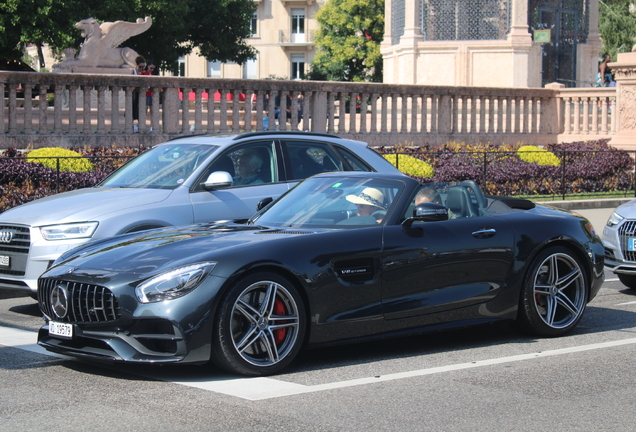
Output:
[[629, 239, 636, 251], [49, 321, 73, 338], [0, 255, 8, 267]]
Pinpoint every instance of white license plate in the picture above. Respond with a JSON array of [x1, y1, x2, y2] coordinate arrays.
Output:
[[49, 321, 73, 338], [629, 239, 636, 251], [0, 255, 9, 267]]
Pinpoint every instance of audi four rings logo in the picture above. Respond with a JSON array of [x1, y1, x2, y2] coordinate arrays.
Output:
[[51, 285, 69, 319], [0, 231, 13, 244]]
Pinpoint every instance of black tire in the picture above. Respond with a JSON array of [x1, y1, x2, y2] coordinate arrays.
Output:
[[617, 273, 636, 290], [516, 246, 588, 337], [211, 272, 306, 376]]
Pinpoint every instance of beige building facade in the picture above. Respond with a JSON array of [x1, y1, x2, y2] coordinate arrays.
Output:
[[181, 0, 323, 80], [28, 0, 603, 90], [381, 0, 603, 88]]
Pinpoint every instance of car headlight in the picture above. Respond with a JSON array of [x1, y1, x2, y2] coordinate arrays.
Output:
[[135, 262, 217, 303], [40, 222, 99, 241], [606, 212, 624, 227]]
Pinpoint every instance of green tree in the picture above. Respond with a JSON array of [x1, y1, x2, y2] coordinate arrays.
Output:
[[0, 0, 257, 71], [599, 0, 636, 59], [309, 0, 384, 82]]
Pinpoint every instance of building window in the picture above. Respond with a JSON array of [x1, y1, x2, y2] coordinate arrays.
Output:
[[178, 56, 186, 77], [250, 13, 258, 36], [243, 58, 258, 79], [291, 9, 305, 43], [208, 60, 221, 78], [291, 54, 305, 80]]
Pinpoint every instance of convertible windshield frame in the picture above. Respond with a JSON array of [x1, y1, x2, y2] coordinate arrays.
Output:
[[253, 176, 405, 229], [99, 144, 219, 189]]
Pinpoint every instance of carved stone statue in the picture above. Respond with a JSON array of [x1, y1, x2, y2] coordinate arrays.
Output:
[[54, 17, 152, 72]]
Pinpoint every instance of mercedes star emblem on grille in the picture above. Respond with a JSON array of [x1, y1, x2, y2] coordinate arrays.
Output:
[[51, 285, 69, 319], [0, 231, 13, 244]]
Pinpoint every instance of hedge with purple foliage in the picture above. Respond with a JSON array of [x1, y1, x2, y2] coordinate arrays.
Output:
[[374, 139, 634, 196], [0, 140, 633, 214], [0, 146, 145, 213]]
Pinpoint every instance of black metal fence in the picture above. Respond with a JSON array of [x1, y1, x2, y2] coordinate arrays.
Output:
[[382, 148, 636, 200], [1, 148, 635, 213]]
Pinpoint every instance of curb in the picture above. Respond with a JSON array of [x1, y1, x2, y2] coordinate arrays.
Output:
[[537, 197, 634, 211]]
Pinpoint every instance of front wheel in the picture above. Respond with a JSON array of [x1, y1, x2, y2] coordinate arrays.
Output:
[[211, 272, 306, 376], [516, 246, 588, 337], [617, 273, 636, 290]]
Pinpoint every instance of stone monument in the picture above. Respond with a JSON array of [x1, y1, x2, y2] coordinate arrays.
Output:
[[609, 44, 636, 151], [53, 16, 152, 74]]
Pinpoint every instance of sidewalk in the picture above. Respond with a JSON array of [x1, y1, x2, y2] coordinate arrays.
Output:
[[537, 197, 634, 211]]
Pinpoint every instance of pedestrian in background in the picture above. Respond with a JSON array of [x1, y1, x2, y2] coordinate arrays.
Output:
[[597, 53, 613, 87], [132, 56, 147, 132]]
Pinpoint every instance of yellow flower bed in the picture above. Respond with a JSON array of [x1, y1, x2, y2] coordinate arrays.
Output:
[[384, 154, 434, 178], [27, 148, 94, 172], [517, 145, 560, 166]]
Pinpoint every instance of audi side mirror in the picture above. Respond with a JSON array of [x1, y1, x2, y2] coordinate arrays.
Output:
[[202, 171, 233, 191]]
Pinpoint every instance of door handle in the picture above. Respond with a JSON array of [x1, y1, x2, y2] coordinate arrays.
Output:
[[472, 228, 496, 239]]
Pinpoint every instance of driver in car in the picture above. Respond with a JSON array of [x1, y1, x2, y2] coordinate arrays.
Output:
[[346, 187, 387, 223], [234, 149, 264, 186]]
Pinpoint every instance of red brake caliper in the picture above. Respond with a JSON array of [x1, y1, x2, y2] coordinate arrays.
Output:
[[273, 298, 287, 345]]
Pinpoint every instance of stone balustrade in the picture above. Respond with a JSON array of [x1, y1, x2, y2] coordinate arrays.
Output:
[[0, 71, 618, 149]]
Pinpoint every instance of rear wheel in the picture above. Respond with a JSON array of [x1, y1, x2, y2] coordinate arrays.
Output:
[[211, 272, 305, 376], [517, 246, 588, 337], [617, 273, 636, 290]]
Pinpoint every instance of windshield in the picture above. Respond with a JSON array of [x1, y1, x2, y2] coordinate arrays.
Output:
[[253, 176, 404, 228], [100, 144, 219, 189]]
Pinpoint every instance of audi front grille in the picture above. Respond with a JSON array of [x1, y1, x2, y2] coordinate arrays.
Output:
[[618, 221, 636, 262], [0, 224, 30, 276]]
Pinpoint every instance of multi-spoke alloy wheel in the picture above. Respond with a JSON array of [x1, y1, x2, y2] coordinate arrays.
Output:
[[212, 272, 305, 376], [517, 247, 588, 337]]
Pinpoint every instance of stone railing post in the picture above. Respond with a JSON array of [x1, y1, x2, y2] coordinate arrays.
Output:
[[609, 48, 636, 150], [162, 87, 180, 134], [311, 91, 328, 133], [544, 82, 565, 135]]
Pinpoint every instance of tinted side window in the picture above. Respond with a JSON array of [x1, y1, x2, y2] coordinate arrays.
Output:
[[205, 141, 278, 187], [284, 141, 344, 181], [335, 147, 373, 172]]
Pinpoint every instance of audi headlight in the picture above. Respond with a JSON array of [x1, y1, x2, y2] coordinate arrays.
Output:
[[40, 222, 99, 241], [606, 212, 624, 227], [135, 262, 217, 303]]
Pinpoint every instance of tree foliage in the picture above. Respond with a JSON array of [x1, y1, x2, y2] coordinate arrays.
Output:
[[309, 0, 384, 82], [599, 0, 636, 58], [0, 0, 257, 71]]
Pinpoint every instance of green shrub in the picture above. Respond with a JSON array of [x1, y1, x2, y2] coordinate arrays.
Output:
[[27, 147, 94, 172], [384, 154, 435, 178], [517, 145, 560, 166]]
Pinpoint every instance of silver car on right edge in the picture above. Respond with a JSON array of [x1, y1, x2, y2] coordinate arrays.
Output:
[[603, 200, 636, 288]]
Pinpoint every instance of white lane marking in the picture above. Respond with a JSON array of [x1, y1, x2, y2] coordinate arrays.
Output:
[[3, 325, 636, 401], [606, 278, 619, 282], [0, 326, 70, 359], [617, 300, 636, 305]]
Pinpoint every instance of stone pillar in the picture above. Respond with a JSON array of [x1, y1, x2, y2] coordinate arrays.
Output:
[[508, 0, 531, 45], [578, 0, 603, 87], [609, 49, 636, 150]]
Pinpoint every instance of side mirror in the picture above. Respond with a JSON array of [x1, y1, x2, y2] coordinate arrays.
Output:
[[402, 202, 448, 228], [257, 197, 273, 211], [202, 171, 233, 191]]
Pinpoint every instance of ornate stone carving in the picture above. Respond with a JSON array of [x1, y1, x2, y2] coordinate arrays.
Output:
[[54, 17, 152, 72]]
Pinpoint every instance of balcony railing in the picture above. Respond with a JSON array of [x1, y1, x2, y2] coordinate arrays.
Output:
[[0, 71, 617, 149], [278, 30, 315, 45]]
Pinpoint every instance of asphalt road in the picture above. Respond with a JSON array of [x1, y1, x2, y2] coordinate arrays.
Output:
[[3, 206, 635, 432]]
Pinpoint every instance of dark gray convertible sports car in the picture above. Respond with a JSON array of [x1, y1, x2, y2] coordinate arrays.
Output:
[[37, 172, 604, 376]]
